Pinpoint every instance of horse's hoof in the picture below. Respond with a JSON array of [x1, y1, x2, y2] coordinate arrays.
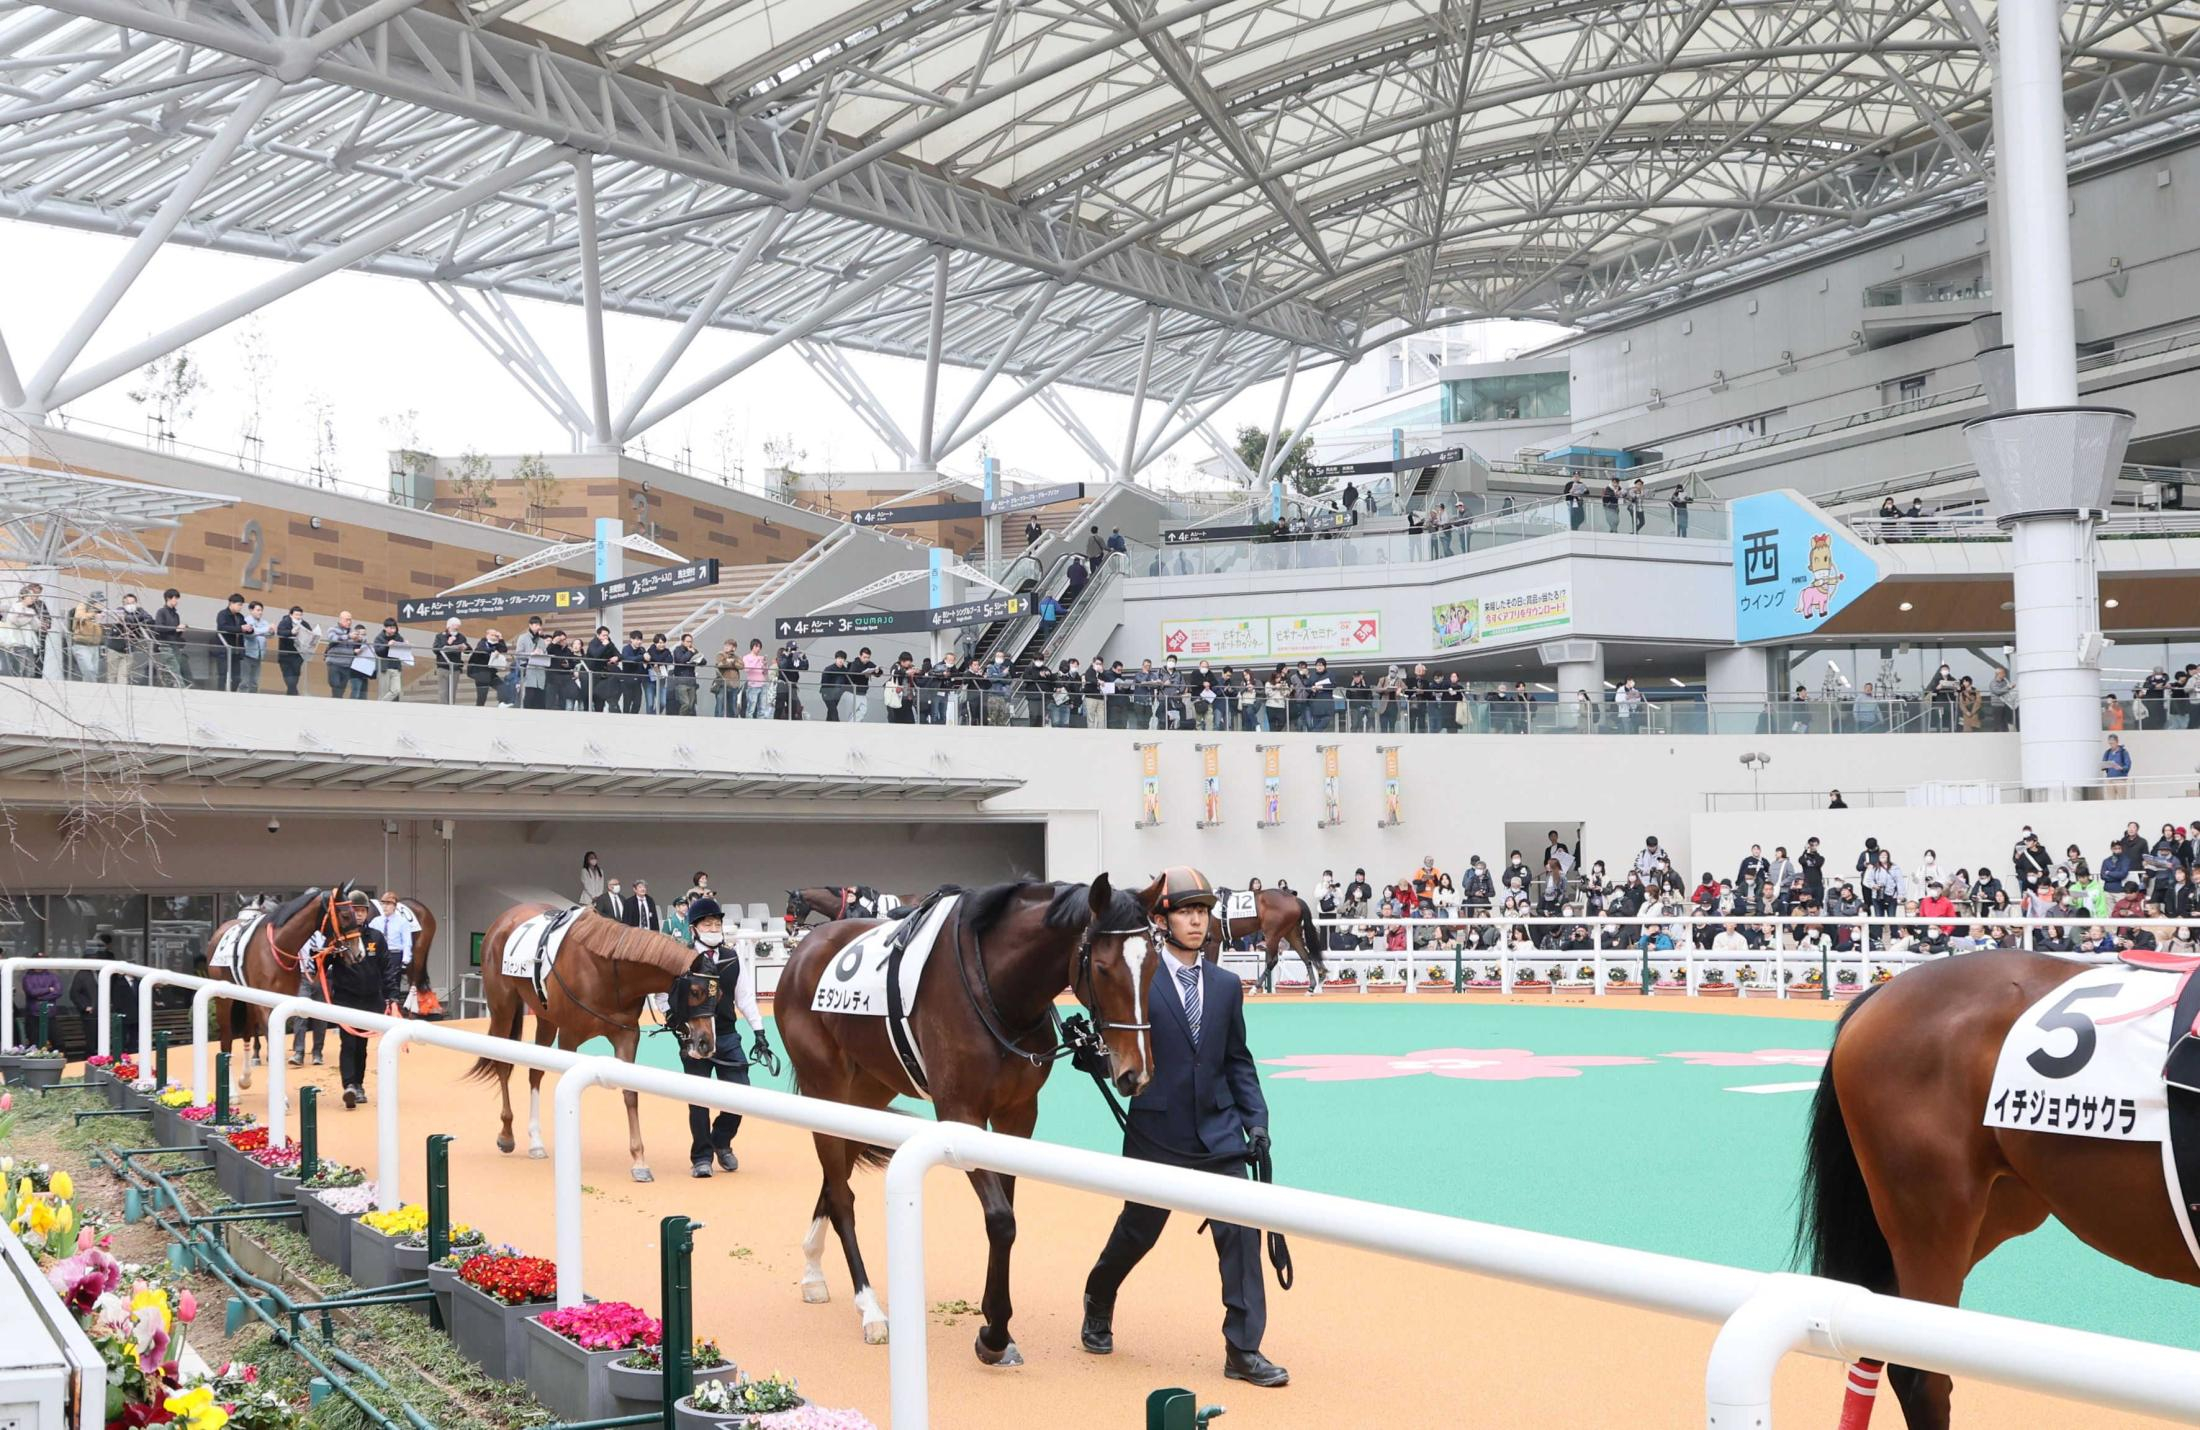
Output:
[[974, 1333, 1020, 1367], [802, 1281, 831, 1304], [496, 1134, 515, 1154], [528, 1146, 547, 1161], [631, 1166, 653, 1183], [237, 1068, 253, 1090], [863, 1320, 890, 1346]]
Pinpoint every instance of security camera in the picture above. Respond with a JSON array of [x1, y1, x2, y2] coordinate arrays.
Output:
[[266, 817, 281, 835]]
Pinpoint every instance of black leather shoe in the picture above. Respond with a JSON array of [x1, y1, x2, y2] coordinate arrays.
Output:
[[1224, 1348, 1289, 1388], [690, 1159, 712, 1178], [715, 1147, 738, 1173], [1079, 1295, 1113, 1355], [341, 1085, 359, 1110]]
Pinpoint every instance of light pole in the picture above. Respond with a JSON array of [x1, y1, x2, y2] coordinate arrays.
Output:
[[1740, 751, 1773, 812]]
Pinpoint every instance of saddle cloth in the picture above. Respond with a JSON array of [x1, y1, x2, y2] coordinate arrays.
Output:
[[810, 893, 961, 1097], [503, 906, 585, 1000], [210, 913, 265, 972], [1223, 889, 1257, 921], [1985, 965, 2169, 1142]]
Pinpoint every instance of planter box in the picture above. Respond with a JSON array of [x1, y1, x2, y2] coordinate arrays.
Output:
[[675, 1392, 805, 1430], [0, 1053, 19, 1082], [12, 1059, 64, 1088], [232, 1157, 284, 1208], [1649, 984, 1692, 998], [426, 1262, 459, 1331], [1740, 985, 1783, 999], [210, 1138, 256, 1203], [607, 1361, 738, 1419], [295, 1187, 366, 1275], [448, 1275, 552, 1380], [1699, 984, 1740, 999], [522, 1315, 632, 1423], [1789, 986, 1827, 1001], [350, 1220, 411, 1291], [1509, 983, 1553, 997], [1555, 982, 1600, 996], [1831, 984, 1867, 1001], [270, 1171, 301, 1208]]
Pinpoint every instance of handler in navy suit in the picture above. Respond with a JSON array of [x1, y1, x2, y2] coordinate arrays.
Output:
[[1081, 865, 1288, 1388]]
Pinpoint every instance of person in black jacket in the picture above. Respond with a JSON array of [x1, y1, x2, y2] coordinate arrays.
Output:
[[818, 651, 849, 721], [594, 876, 637, 925], [545, 632, 580, 710], [776, 642, 809, 720], [467, 629, 508, 707], [112, 594, 155, 685], [215, 593, 248, 691], [670, 634, 702, 715], [319, 903, 403, 1108], [154, 587, 188, 687], [585, 627, 619, 711], [678, 898, 773, 1177], [431, 619, 470, 704], [617, 633, 648, 714]]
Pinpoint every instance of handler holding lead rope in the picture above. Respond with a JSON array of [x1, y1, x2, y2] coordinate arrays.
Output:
[[679, 897, 777, 1179], [1080, 865, 1290, 1389]]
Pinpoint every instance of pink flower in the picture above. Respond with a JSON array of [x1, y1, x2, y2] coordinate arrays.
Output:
[[176, 1290, 196, 1324], [1261, 1047, 1651, 1083], [1, 1093, 11, 1112], [536, 1302, 662, 1351], [1661, 1049, 1828, 1068]]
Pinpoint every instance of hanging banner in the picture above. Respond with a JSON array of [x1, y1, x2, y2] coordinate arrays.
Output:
[[1258, 745, 1282, 828], [1731, 490, 1882, 642], [1161, 615, 1268, 660], [1271, 611, 1382, 659], [1318, 745, 1342, 829], [1429, 582, 1571, 650], [1197, 745, 1223, 829], [1135, 743, 1162, 828], [1379, 746, 1402, 827]]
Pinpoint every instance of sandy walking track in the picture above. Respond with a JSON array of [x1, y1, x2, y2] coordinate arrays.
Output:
[[219, 1003, 2184, 1429]]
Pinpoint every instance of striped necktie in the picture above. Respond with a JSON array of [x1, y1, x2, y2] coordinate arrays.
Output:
[[1177, 964, 1202, 1048]]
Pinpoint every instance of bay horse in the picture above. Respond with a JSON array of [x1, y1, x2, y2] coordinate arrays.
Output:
[[1205, 887, 1329, 994], [775, 876, 1159, 1361], [784, 886, 921, 931], [213, 885, 370, 1090], [466, 904, 719, 1182], [1799, 952, 2200, 1427]]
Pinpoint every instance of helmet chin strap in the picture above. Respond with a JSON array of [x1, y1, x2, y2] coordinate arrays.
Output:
[[1155, 912, 1207, 954]]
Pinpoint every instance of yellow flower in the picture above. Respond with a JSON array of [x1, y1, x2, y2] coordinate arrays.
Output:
[[25, 1199, 54, 1237], [165, 1386, 231, 1430], [131, 1286, 172, 1333], [51, 1171, 72, 1201]]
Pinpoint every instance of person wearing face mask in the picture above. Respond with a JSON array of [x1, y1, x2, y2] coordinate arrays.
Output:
[[109, 593, 153, 685], [594, 876, 634, 925], [679, 898, 771, 1177]]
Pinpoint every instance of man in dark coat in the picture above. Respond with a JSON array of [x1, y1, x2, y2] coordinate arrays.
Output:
[[1081, 866, 1287, 1388], [317, 897, 403, 1108], [676, 898, 774, 1178], [594, 877, 638, 926]]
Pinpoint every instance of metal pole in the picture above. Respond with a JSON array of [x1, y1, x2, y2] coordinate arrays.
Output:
[[375, 1025, 417, 1207], [299, 1085, 319, 1181], [154, 1029, 171, 1088], [916, 247, 949, 468], [573, 157, 615, 452], [660, 1215, 697, 1429], [215, 1052, 230, 1125], [1118, 306, 1161, 479], [1999, 0, 2078, 410], [426, 1135, 452, 1263]]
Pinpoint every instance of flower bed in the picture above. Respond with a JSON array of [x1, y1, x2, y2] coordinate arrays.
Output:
[[676, 1374, 809, 1430], [607, 1339, 737, 1415], [294, 1174, 373, 1274], [352, 1204, 455, 1292], [526, 1302, 661, 1422], [395, 1222, 482, 1280], [8, 1047, 65, 1088], [449, 1252, 558, 1378]]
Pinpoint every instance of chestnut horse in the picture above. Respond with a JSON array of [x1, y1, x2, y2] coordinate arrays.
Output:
[[1800, 953, 2200, 1427], [465, 904, 718, 1182], [775, 876, 1159, 1361], [1205, 887, 1328, 993], [213, 885, 370, 1089], [783, 886, 921, 931]]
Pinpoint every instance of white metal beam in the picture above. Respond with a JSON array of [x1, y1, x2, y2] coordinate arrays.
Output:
[[571, 156, 614, 451], [427, 283, 589, 443], [1033, 388, 1116, 476], [1116, 305, 1160, 480], [915, 245, 949, 469], [933, 305, 1148, 459], [791, 338, 915, 466], [609, 206, 788, 442]]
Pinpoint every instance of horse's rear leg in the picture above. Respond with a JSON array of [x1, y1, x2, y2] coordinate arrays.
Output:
[[804, 1136, 887, 1344], [1863, 1152, 1996, 1429], [526, 1019, 556, 1157], [802, 1186, 835, 1304]]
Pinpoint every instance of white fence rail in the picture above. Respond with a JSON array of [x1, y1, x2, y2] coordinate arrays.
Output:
[[8, 957, 2200, 1427]]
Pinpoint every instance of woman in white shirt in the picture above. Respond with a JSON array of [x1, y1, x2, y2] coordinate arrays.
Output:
[[1913, 850, 1945, 897], [1711, 922, 1751, 955]]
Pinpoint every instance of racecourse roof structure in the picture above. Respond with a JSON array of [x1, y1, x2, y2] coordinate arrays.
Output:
[[3, 0, 2199, 464]]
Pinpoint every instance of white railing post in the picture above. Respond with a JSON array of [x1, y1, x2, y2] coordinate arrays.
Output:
[[1704, 1273, 1861, 1428], [884, 1126, 955, 1430], [375, 1023, 418, 1208], [189, 984, 216, 1102], [95, 966, 117, 1058], [264, 997, 310, 1147], [138, 971, 165, 1071], [0, 957, 14, 1039], [553, 1063, 604, 1308]]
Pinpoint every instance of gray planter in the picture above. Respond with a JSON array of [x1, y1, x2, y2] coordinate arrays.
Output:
[[210, 1138, 256, 1203], [233, 1156, 283, 1208], [149, 1102, 182, 1146], [675, 1391, 804, 1430], [606, 1359, 738, 1418], [426, 1262, 459, 1332], [349, 1220, 409, 1291], [270, 1171, 301, 1207], [522, 1315, 629, 1424], [447, 1275, 552, 1380], [0, 1053, 20, 1081], [12, 1058, 64, 1088], [295, 1186, 365, 1275]]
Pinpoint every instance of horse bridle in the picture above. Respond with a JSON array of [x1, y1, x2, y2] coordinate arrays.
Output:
[[950, 905, 1150, 1072]]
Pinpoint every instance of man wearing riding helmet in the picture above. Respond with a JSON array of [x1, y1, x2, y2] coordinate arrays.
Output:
[[1082, 866, 1287, 1389], [680, 898, 774, 1178]]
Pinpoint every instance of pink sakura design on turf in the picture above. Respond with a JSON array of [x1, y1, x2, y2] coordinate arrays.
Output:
[[1660, 1049, 1828, 1068], [1260, 1048, 1653, 1082]]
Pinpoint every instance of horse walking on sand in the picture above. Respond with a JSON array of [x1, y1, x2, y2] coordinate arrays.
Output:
[[466, 904, 720, 1182], [1205, 886, 1329, 993], [211, 885, 371, 1089], [1799, 951, 2200, 1427], [775, 876, 1160, 1362]]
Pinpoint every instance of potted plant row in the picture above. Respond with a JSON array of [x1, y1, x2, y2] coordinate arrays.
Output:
[[294, 1161, 373, 1273], [352, 1204, 479, 1293], [525, 1301, 664, 1423], [447, 1249, 560, 1378], [1699, 967, 1739, 998], [149, 1088, 196, 1147], [209, 1126, 271, 1204], [10, 1045, 68, 1089]]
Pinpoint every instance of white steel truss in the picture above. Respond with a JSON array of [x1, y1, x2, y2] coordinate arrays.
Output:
[[0, 0, 2197, 438]]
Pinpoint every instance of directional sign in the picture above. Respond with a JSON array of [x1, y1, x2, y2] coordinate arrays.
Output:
[[397, 586, 591, 624], [774, 595, 1029, 641], [1305, 448, 1464, 480], [985, 482, 1084, 516], [594, 558, 718, 607], [851, 500, 982, 527], [1163, 523, 1269, 545]]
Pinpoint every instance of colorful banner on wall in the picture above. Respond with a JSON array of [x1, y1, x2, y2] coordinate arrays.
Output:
[[1258, 745, 1282, 827], [1430, 582, 1571, 650], [1318, 745, 1342, 828], [1198, 744, 1222, 828], [1379, 746, 1402, 827], [1136, 743, 1161, 828], [1730, 490, 1881, 643], [1160, 612, 1382, 661]]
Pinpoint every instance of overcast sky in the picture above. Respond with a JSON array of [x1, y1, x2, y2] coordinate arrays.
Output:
[[0, 216, 1559, 503]]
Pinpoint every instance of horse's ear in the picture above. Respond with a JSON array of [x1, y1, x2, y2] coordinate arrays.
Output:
[[1086, 873, 1113, 921], [338, 879, 356, 898], [1136, 872, 1167, 913]]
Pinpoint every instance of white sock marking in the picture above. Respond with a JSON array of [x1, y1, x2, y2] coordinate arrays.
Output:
[[803, 1216, 828, 1282], [854, 1286, 885, 1326]]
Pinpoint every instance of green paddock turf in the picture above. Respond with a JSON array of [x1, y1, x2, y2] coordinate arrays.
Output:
[[587, 1000, 2196, 1349]]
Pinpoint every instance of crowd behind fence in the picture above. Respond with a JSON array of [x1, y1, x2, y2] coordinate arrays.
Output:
[[7, 956, 2200, 1429]]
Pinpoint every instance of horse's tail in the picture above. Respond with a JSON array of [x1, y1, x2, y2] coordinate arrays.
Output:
[[1295, 896, 1325, 956], [462, 993, 527, 1083], [1794, 980, 1893, 1291]]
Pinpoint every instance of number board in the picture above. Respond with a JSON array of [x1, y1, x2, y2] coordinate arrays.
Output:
[[1984, 966, 2173, 1142]]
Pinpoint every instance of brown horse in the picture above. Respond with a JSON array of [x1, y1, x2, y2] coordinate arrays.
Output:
[[1205, 887, 1329, 993], [775, 877, 1158, 1361], [1800, 952, 2200, 1427], [213, 885, 369, 1089], [784, 886, 921, 931], [466, 904, 718, 1182]]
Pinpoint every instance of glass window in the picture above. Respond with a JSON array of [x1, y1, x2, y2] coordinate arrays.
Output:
[[49, 893, 148, 968], [149, 894, 220, 978], [1441, 370, 1569, 424], [0, 895, 44, 960]]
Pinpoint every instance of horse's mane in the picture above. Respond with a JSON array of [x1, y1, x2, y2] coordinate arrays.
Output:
[[269, 888, 321, 925], [966, 880, 1145, 939], [583, 910, 701, 977]]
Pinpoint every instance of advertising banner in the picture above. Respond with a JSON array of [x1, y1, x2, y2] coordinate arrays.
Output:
[[1198, 745, 1222, 828], [1379, 746, 1402, 827], [1136, 744, 1161, 828], [1318, 745, 1342, 828], [1431, 599, 1479, 650], [1270, 611, 1382, 659], [1161, 615, 1269, 661], [1429, 583, 1571, 649], [1731, 490, 1881, 643], [1259, 745, 1282, 828]]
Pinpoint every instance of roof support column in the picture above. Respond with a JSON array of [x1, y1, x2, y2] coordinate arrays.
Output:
[[932, 306, 1147, 460], [1129, 365, 1270, 476], [1116, 306, 1161, 481], [932, 279, 1060, 459], [792, 339, 915, 468], [572, 156, 616, 453], [1252, 347, 1301, 485], [0, 323, 27, 413], [611, 207, 788, 443], [915, 246, 950, 470], [24, 71, 283, 413]]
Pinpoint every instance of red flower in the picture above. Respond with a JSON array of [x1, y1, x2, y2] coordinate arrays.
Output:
[[458, 1253, 558, 1306]]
